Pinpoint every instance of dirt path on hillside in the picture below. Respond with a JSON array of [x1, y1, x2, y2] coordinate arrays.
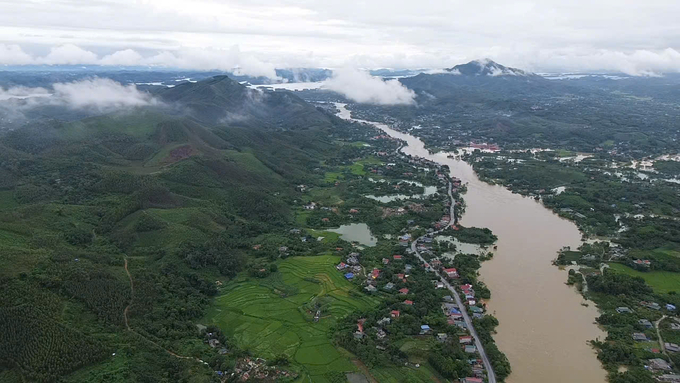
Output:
[[122, 257, 203, 363]]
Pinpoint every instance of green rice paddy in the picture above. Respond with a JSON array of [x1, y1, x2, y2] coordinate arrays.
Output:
[[204, 255, 379, 382]]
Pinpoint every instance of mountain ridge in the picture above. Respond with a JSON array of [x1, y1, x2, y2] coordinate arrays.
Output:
[[446, 59, 532, 77]]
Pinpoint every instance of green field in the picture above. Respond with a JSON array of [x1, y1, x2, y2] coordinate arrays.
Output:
[[608, 263, 680, 293], [324, 172, 343, 183], [204, 255, 380, 381], [370, 364, 443, 383]]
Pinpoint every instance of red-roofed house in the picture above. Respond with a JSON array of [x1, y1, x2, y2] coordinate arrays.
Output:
[[371, 269, 381, 279], [393, 255, 403, 260], [403, 300, 414, 306], [459, 335, 473, 344], [463, 378, 483, 383], [391, 310, 400, 318], [399, 288, 409, 295], [444, 268, 458, 278], [357, 319, 365, 333]]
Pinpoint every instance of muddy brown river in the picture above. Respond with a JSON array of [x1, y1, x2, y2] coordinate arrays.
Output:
[[336, 103, 607, 383]]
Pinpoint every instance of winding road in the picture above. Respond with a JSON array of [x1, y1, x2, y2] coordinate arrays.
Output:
[[410, 181, 497, 383]]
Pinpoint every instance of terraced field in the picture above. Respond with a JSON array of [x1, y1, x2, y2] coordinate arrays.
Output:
[[205, 255, 379, 382]]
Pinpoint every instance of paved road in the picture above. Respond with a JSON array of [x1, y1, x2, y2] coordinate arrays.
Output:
[[410, 181, 497, 383]]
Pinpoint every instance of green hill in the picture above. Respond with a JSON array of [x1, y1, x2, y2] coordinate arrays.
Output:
[[0, 75, 345, 382]]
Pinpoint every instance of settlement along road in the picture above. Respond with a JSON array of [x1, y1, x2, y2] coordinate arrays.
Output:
[[410, 182, 497, 383], [335, 102, 606, 383]]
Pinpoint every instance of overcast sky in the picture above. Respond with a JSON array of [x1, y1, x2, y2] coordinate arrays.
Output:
[[1, 0, 679, 76]]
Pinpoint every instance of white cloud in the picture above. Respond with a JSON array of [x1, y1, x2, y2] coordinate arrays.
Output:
[[143, 46, 278, 78], [52, 78, 157, 109], [38, 44, 99, 65], [0, 78, 158, 110], [324, 68, 415, 105], [99, 49, 144, 66], [0, 43, 280, 79], [0, 44, 33, 65], [0, 1, 679, 74]]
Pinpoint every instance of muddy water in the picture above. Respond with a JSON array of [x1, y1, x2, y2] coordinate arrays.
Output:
[[336, 104, 606, 383]]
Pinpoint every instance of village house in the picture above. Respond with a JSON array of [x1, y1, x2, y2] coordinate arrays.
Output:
[[371, 268, 381, 279], [382, 258, 390, 265], [435, 281, 445, 289], [649, 358, 673, 371], [399, 288, 409, 295], [632, 332, 649, 342], [639, 319, 653, 329], [459, 335, 473, 344], [304, 202, 317, 210], [403, 300, 414, 306], [208, 339, 220, 348], [420, 325, 431, 334], [616, 306, 632, 314], [377, 317, 391, 326], [344, 273, 354, 280], [336, 262, 348, 270], [463, 377, 483, 383], [464, 345, 477, 354], [641, 301, 661, 310], [437, 333, 448, 343], [376, 329, 387, 339], [349, 208, 359, 214], [658, 375, 680, 382], [443, 295, 454, 303], [364, 285, 377, 292], [384, 282, 395, 291], [393, 255, 403, 261], [633, 259, 651, 267], [444, 268, 459, 278], [390, 310, 400, 318], [666, 343, 680, 353], [469, 306, 484, 314]]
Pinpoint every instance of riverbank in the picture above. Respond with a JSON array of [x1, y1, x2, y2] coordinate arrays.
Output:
[[335, 103, 607, 383]]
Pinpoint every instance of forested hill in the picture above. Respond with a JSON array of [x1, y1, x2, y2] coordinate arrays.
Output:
[[0, 76, 353, 382], [156, 75, 331, 128]]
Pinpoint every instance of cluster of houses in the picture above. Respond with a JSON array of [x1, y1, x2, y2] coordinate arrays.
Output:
[[646, 359, 680, 382], [228, 357, 296, 382], [337, 252, 363, 281]]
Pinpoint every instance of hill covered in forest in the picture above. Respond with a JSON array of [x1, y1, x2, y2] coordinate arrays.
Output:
[[0, 75, 355, 382]]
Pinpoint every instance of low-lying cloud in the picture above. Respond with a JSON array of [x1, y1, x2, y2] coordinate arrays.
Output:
[[0, 78, 157, 111], [52, 78, 157, 109], [324, 68, 415, 105]]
